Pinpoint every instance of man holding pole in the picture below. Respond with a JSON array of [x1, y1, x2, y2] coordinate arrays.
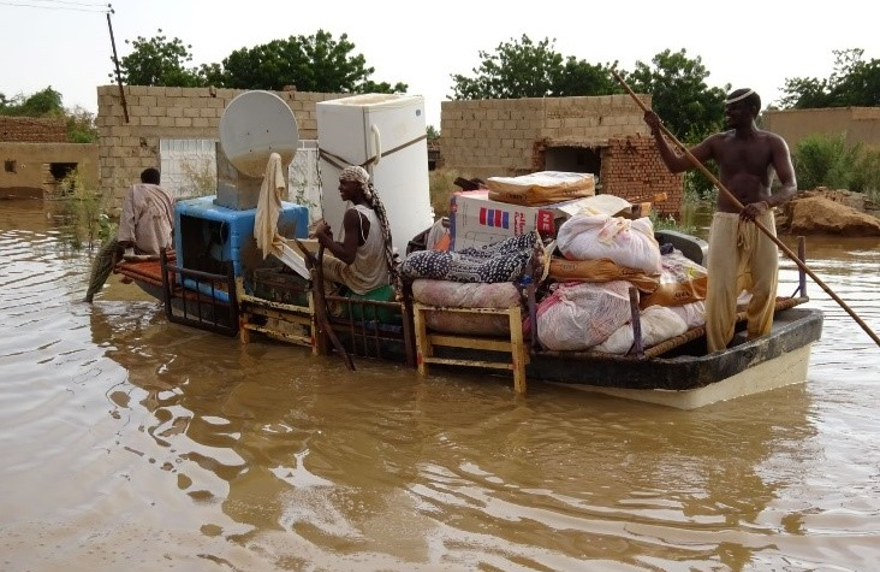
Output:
[[644, 89, 798, 352]]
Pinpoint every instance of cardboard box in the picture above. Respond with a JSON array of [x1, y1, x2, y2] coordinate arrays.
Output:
[[449, 191, 594, 251]]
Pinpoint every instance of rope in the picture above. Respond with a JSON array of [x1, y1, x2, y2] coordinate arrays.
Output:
[[318, 133, 428, 172]]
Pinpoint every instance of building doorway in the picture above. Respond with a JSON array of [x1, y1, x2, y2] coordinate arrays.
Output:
[[543, 146, 601, 175]]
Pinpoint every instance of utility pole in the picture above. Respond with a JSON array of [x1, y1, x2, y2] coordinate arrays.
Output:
[[106, 3, 129, 123]]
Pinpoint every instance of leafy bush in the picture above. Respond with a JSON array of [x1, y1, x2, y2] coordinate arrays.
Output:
[[428, 168, 469, 218], [649, 210, 695, 234], [56, 167, 111, 249], [683, 169, 718, 204], [793, 132, 880, 193]]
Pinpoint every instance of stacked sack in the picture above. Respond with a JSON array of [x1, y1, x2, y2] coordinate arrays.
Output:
[[540, 213, 708, 354]]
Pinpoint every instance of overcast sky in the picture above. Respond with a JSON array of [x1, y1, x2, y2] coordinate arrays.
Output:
[[1, 0, 876, 129]]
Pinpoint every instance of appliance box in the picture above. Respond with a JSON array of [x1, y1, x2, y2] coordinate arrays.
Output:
[[449, 191, 594, 251]]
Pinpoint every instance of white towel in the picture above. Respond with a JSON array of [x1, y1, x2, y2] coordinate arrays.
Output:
[[254, 153, 286, 258]]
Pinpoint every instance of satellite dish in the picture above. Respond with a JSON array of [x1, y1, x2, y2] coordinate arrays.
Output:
[[219, 90, 300, 178]]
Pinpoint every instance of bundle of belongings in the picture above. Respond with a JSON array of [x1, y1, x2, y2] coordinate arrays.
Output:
[[401, 232, 543, 336], [403, 170, 706, 355], [539, 210, 708, 354]]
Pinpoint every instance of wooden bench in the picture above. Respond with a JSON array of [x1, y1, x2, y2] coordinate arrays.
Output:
[[235, 276, 317, 350], [412, 303, 529, 393]]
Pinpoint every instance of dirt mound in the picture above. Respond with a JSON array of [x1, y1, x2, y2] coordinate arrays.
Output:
[[776, 188, 880, 235]]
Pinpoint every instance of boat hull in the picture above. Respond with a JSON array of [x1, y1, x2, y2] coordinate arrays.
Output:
[[529, 307, 822, 408], [555, 343, 813, 409]]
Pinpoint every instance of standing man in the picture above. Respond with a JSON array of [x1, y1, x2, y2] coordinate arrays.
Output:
[[644, 88, 798, 352], [84, 167, 174, 303]]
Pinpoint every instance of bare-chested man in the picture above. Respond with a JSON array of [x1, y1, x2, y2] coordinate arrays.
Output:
[[644, 88, 798, 352]]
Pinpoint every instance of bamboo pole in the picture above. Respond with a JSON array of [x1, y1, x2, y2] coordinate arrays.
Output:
[[612, 70, 880, 348]]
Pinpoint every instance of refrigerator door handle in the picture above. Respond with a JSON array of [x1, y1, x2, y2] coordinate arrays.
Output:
[[370, 124, 382, 167]]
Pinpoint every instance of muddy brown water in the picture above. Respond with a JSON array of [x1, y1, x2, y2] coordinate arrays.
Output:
[[1, 200, 879, 572]]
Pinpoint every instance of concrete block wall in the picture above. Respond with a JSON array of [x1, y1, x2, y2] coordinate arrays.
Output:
[[0, 117, 67, 143], [763, 106, 880, 151], [441, 94, 652, 179], [96, 85, 344, 211], [440, 98, 546, 179], [600, 136, 683, 216], [440, 93, 682, 213]]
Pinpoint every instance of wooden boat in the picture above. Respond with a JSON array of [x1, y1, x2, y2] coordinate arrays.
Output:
[[114, 228, 823, 409]]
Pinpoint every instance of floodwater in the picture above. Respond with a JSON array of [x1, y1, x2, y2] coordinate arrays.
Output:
[[1, 199, 879, 572]]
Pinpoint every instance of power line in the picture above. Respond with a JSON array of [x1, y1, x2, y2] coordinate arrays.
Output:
[[0, 0, 109, 12], [26, 0, 109, 7]]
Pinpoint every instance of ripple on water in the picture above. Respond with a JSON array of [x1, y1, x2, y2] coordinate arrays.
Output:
[[1, 202, 880, 570]]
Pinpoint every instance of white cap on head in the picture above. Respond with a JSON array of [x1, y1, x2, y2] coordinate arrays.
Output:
[[725, 89, 755, 105]]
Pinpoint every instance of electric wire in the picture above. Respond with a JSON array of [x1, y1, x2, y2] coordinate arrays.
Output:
[[0, 0, 109, 12]]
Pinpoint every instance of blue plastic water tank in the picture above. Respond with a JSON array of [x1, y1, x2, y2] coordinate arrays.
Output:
[[173, 196, 308, 286]]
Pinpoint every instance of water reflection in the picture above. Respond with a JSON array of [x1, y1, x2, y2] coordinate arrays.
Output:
[[84, 297, 819, 570]]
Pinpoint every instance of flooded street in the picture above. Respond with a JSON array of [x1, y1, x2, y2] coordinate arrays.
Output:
[[1, 199, 879, 572]]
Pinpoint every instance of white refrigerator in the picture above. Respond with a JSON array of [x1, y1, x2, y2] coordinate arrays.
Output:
[[316, 94, 433, 256]]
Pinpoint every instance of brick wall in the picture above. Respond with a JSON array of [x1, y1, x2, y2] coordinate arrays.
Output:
[[600, 136, 683, 216], [96, 85, 344, 211], [441, 94, 683, 214], [0, 117, 67, 143]]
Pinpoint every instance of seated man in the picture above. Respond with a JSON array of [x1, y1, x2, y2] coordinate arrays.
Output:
[[84, 167, 174, 302], [314, 165, 399, 296]]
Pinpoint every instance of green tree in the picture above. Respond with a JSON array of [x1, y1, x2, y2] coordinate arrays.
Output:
[[451, 35, 563, 99], [208, 30, 405, 93], [65, 106, 98, 143], [0, 87, 97, 143], [626, 48, 728, 144], [116, 30, 204, 87], [450, 35, 619, 100], [555, 56, 620, 97], [0, 86, 64, 117], [625, 49, 729, 200], [426, 125, 439, 142], [780, 49, 880, 108]]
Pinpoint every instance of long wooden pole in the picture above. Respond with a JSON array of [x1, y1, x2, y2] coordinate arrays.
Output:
[[105, 5, 129, 124], [612, 70, 880, 348], [293, 238, 355, 370]]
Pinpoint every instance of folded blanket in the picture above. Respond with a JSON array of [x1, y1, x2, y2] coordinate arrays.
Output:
[[401, 232, 539, 283]]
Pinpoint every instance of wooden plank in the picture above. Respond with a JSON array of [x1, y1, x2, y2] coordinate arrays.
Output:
[[243, 323, 311, 346], [235, 277, 250, 344], [244, 305, 312, 325], [508, 305, 527, 394], [414, 303, 519, 316], [238, 293, 312, 314], [428, 334, 512, 352], [422, 357, 514, 370], [413, 305, 431, 376]]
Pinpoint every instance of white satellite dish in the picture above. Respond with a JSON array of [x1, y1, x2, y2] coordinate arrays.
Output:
[[219, 90, 300, 178]]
